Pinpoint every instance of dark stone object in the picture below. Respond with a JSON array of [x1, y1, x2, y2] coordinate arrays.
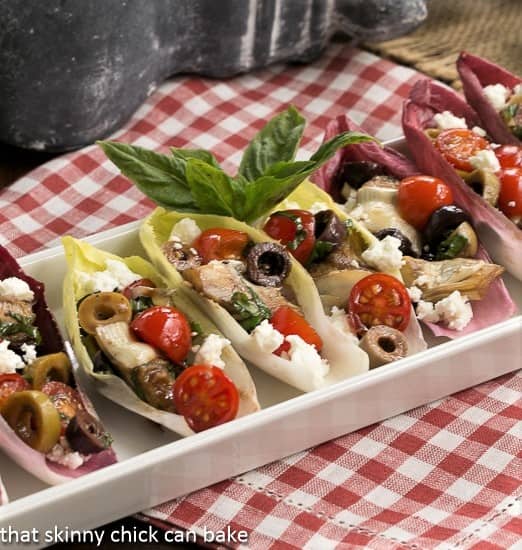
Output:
[[0, 0, 427, 152]]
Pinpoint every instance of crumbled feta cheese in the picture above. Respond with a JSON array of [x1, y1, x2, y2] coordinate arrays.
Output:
[[361, 236, 403, 272], [47, 438, 86, 469], [309, 202, 330, 215], [407, 286, 423, 302], [21, 343, 37, 365], [513, 84, 522, 96], [77, 259, 141, 294], [415, 300, 441, 323], [472, 126, 486, 137], [329, 306, 358, 344], [252, 320, 284, 353], [434, 291, 473, 331], [415, 291, 473, 331], [194, 333, 230, 369], [508, 200, 516, 208], [469, 149, 501, 173], [0, 340, 24, 373], [169, 218, 202, 245], [0, 277, 34, 301], [433, 111, 467, 130], [483, 84, 509, 111], [282, 335, 329, 376]]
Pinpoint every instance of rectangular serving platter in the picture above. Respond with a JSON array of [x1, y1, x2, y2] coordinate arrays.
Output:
[[1, 156, 521, 549]]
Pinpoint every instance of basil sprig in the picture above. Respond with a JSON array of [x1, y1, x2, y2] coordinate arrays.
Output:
[[230, 288, 271, 332], [98, 106, 376, 222], [0, 313, 41, 345]]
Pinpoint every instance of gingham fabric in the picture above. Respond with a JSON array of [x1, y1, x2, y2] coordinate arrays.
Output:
[[1, 45, 520, 549]]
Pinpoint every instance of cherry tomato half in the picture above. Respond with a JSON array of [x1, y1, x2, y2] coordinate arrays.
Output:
[[435, 128, 489, 172], [192, 228, 249, 264], [398, 175, 453, 230], [131, 305, 192, 364], [263, 209, 316, 264], [173, 365, 239, 432], [122, 278, 156, 299], [270, 305, 323, 355], [498, 167, 522, 218], [0, 373, 30, 410], [348, 273, 411, 332], [41, 381, 83, 430], [494, 145, 522, 169]]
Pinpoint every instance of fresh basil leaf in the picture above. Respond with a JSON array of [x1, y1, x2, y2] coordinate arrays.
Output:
[[170, 148, 222, 169], [309, 131, 376, 164], [308, 240, 336, 264], [186, 159, 245, 218], [435, 234, 468, 260], [239, 106, 305, 182], [231, 288, 271, 332], [98, 141, 198, 211]]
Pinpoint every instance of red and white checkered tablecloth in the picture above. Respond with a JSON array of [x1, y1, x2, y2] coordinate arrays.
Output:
[[1, 44, 520, 549]]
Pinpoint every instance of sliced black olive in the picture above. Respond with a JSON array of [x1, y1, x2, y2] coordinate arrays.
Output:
[[333, 161, 388, 196], [423, 206, 471, 248], [374, 228, 417, 257], [162, 241, 201, 271], [65, 409, 110, 454], [314, 210, 347, 247], [246, 243, 291, 287], [359, 325, 408, 369]]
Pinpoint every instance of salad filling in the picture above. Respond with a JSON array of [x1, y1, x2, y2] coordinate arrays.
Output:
[[0, 276, 112, 469]]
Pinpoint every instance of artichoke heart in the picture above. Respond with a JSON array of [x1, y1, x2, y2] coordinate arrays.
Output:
[[401, 257, 504, 302]]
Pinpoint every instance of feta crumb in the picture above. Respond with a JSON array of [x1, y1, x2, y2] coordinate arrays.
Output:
[[252, 320, 284, 353], [0, 340, 24, 373], [329, 306, 358, 344], [513, 83, 522, 96], [433, 111, 467, 130], [309, 202, 330, 215], [415, 300, 441, 323], [46, 438, 86, 469], [472, 126, 486, 137], [483, 84, 509, 111], [434, 291, 473, 331], [508, 200, 516, 208], [469, 149, 501, 173], [169, 218, 202, 245], [21, 343, 38, 365], [407, 286, 423, 302], [361, 236, 403, 272], [194, 333, 230, 369], [77, 259, 141, 294], [0, 277, 34, 301], [282, 335, 329, 376]]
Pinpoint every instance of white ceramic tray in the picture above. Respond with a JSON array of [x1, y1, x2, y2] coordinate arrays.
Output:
[[1, 195, 521, 550]]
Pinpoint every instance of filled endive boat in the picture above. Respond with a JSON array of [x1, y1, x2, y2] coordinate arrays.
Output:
[[310, 114, 516, 337], [62, 237, 259, 434], [457, 52, 521, 145], [140, 210, 369, 391], [0, 245, 116, 485], [403, 79, 522, 280]]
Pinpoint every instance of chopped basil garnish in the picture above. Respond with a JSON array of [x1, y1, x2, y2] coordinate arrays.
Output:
[[435, 234, 468, 260], [0, 313, 41, 345], [230, 287, 271, 332], [308, 240, 336, 264], [130, 295, 154, 316]]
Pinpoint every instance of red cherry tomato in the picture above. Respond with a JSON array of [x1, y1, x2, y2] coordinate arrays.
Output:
[[122, 278, 156, 299], [270, 305, 323, 356], [41, 381, 83, 430], [498, 167, 522, 218], [348, 273, 411, 332], [0, 373, 30, 409], [494, 145, 522, 169], [173, 365, 239, 432], [263, 209, 316, 264], [435, 128, 490, 172], [131, 306, 192, 364], [192, 228, 249, 264], [398, 175, 454, 229]]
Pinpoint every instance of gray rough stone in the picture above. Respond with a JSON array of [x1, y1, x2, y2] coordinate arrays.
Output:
[[0, 0, 427, 151]]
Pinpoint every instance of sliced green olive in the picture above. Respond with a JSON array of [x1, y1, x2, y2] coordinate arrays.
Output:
[[464, 169, 500, 206], [78, 292, 132, 335], [27, 352, 72, 389], [2, 390, 61, 452]]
